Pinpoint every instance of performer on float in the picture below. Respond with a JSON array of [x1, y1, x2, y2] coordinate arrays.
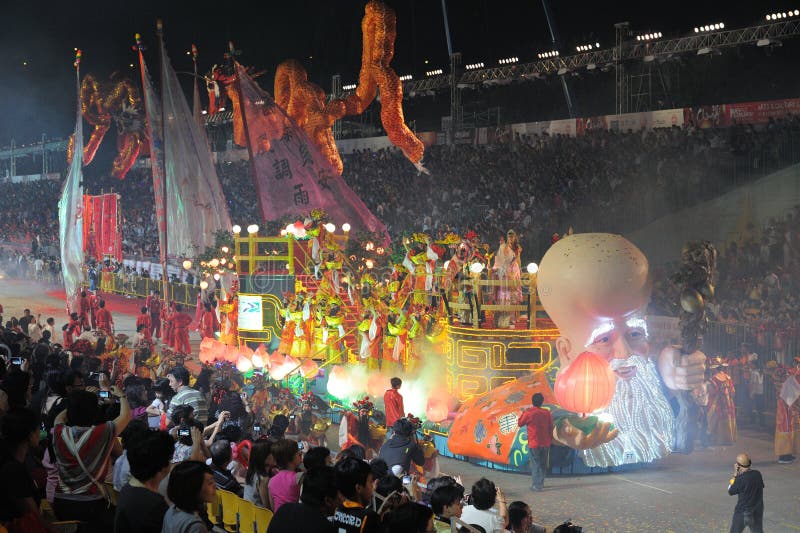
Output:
[[339, 397, 384, 459], [402, 234, 439, 312], [493, 230, 522, 329], [322, 298, 346, 364], [218, 279, 239, 345], [136, 306, 153, 343], [319, 240, 344, 298], [195, 291, 205, 325], [171, 304, 193, 355], [384, 308, 420, 373], [293, 392, 329, 447], [304, 214, 325, 279], [95, 299, 114, 336], [768, 357, 800, 463], [536, 233, 706, 467], [706, 357, 737, 445], [62, 312, 82, 348], [277, 293, 312, 358], [146, 289, 162, 341]]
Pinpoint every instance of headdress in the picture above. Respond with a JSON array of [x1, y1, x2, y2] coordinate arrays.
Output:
[[353, 396, 374, 412], [300, 391, 316, 406], [405, 413, 422, 429]]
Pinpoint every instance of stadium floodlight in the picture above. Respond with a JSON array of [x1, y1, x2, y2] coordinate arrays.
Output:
[[636, 32, 662, 41], [466, 62, 485, 70], [399, 74, 413, 81], [425, 68, 443, 77], [342, 84, 357, 90], [695, 22, 724, 33], [576, 43, 601, 52], [498, 57, 519, 65], [537, 50, 559, 59]]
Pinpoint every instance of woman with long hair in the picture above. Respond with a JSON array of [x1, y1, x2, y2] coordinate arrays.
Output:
[[162, 460, 216, 533], [243, 440, 275, 509], [493, 229, 522, 328]]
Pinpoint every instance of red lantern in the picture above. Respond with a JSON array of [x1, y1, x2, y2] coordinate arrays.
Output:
[[554, 352, 616, 416]]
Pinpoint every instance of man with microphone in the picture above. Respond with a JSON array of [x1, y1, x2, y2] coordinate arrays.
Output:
[[727, 453, 764, 533]]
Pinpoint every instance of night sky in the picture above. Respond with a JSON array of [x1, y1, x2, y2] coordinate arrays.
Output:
[[0, 0, 794, 145]]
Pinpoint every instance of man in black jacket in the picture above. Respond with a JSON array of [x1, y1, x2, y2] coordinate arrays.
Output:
[[378, 418, 425, 474], [727, 453, 764, 533]]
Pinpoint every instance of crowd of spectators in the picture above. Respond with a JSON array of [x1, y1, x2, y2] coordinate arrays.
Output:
[[0, 310, 566, 532], [650, 206, 800, 336]]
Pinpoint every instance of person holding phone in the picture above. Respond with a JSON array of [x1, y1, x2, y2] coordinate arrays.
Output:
[[727, 453, 764, 533]]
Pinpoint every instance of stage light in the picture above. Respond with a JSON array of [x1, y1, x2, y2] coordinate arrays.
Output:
[[470, 262, 485, 274], [247, 224, 259, 234], [220, 258, 227, 265], [213, 273, 221, 280], [280, 229, 287, 236], [324, 223, 336, 232], [221, 246, 229, 253], [527, 262, 539, 274], [182, 260, 192, 270], [342, 223, 351, 232], [200, 281, 209, 290], [232, 225, 241, 234]]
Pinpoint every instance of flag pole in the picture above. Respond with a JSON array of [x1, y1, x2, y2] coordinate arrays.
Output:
[[134, 30, 169, 310], [227, 42, 266, 222], [192, 44, 202, 128], [156, 20, 170, 310]]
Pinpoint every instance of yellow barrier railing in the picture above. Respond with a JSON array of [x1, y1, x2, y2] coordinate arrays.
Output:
[[86, 269, 203, 307]]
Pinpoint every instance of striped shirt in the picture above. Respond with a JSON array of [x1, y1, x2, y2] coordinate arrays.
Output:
[[53, 422, 116, 498], [168, 387, 208, 423]]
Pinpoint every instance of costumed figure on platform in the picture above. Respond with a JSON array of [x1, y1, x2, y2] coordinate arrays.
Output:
[[357, 275, 383, 370], [218, 279, 239, 345], [383, 308, 420, 373], [322, 297, 346, 365], [319, 238, 345, 299], [492, 230, 522, 329], [200, 303, 220, 340], [706, 357, 737, 445], [278, 292, 312, 358], [304, 210, 326, 279], [767, 357, 800, 463], [536, 233, 706, 467], [402, 234, 439, 312], [171, 304, 193, 355], [339, 396, 385, 459]]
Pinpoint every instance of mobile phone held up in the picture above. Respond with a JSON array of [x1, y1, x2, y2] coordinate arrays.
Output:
[[178, 428, 191, 437], [253, 425, 262, 433], [10, 357, 23, 366], [98, 390, 110, 399]]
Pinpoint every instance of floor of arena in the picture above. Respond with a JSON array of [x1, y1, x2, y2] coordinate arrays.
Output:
[[3, 278, 798, 532]]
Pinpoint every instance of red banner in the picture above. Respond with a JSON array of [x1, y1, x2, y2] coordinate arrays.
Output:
[[82, 194, 122, 262], [723, 98, 800, 126]]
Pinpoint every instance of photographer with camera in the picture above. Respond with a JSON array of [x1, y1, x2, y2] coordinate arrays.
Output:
[[727, 453, 764, 533]]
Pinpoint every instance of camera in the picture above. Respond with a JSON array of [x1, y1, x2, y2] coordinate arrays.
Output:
[[253, 425, 261, 433], [402, 475, 412, 485], [98, 390, 110, 399], [10, 357, 23, 366], [298, 441, 304, 450], [289, 415, 296, 420], [178, 427, 191, 437]]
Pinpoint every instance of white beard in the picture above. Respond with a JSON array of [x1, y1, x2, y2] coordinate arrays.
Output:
[[581, 354, 675, 467]]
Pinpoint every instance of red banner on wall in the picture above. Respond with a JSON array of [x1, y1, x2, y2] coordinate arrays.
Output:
[[723, 98, 800, 126], [82, 194, 122, 263]]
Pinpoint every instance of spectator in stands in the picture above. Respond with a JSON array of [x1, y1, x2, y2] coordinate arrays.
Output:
[[507, 501, 546, 533], [430, 483, 465, 531], [167, 366, 208, 426], [460, 478, 508, 532], [384, 502, 435, 533], [332, 456, 382, 533], [209, 439, 242, 496], [244, 440, 274, 508], [113, 429, 174, 533], [266, 465, 338, 533], [268, 438, 302, 512], [0, 407, 52, 529], [303, 445, 332, 470], [52, 386, 130, 531], [379, 417, 424, 474], [163, 460, 216, 533], [113, 419, 149, 491]]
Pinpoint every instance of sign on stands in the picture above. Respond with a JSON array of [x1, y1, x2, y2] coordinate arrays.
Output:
[[723, 98, 800, 126], [649, 108, 684, 128], [4, 172, 60, 183]]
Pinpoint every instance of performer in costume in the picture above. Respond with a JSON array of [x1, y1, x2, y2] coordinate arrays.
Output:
[[195, 292, 205, 325], [536, 233, 706, 467], [768, 358, 800, 463], [171, 304, 193, 355], [402, 234, 439, 312], [339, 397, 384, 459], [62, 312, 82, 348], [706, 357, 737, 446], [146, 289, 162, 340], [278, 293, 312, 358], [95, 299, 114, 336], [88, 291, 99, 330], [322, 299, 346, 365], [200, 303, 219, 340], [136, 306, 153, 343], [293, 392, 330, 447], [162, 302, 175, 348], [78, 291, 91, 330], [493, 230, 522, 328]]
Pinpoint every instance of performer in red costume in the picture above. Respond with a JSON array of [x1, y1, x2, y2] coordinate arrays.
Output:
[[62, 312, 82, 348], [88, 291, 100, 330], [146, 290, 162, 340], [95, 299, 114, 336], [383, 377, 405, 430], [78, 291, 91, 330], [162, 302, 175, 348], [136, 306, 153, 343], [200, 303, 219, 340], [171, 304, 193, 355], [339, 397, 383, 459]]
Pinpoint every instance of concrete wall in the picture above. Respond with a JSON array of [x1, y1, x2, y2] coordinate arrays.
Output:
[[626, 163, 800, 265]]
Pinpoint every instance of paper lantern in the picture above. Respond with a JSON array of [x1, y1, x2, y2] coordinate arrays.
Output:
[[367, 373, 391, 398], [199, 350, 214, 364], [554, 352, 616, 415], [236, 355, 253, 373], [251, 353, 265, 369], [300, 358, 319, 379], [223, 344, 239, 364]]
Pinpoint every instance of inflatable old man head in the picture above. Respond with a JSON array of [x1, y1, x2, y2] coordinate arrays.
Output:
[[537, 233, 652, 369]]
